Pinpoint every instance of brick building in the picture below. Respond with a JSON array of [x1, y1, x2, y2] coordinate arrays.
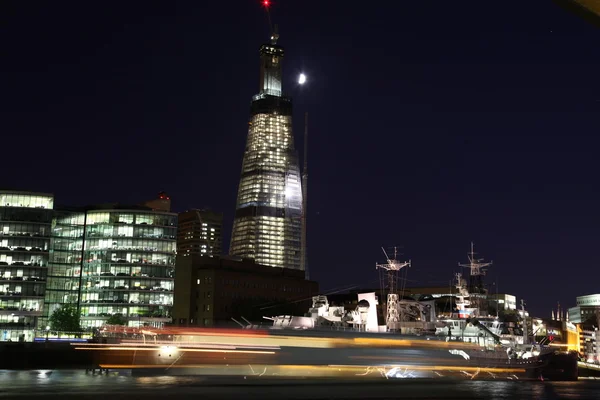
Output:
[[173, 255, 318, 327]]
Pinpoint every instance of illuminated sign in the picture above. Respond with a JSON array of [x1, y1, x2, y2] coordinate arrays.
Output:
[[576, 294, 600, 306]]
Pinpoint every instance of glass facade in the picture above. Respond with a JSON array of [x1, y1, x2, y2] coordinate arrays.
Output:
[[0, 191, 53, 342], [43, 208, 177, 329], [230, 35, 303, 270], [42, 210, 84, 329]]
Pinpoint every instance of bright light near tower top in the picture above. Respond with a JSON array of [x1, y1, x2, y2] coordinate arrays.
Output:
[[298, 73, 307, 85], [263, 0, 270, 7]]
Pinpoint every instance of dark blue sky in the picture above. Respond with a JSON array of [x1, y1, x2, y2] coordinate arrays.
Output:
[[2, 1, 599, 316]]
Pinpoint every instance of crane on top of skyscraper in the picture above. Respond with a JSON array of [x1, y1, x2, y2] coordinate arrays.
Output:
[[261, 0, 276, 39]]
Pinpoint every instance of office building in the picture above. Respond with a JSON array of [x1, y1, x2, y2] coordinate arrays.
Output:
[[43, 194, 177, 329], [0, 191, 53, 342], [580, 327, 600, 363], [489, 293, 517, 312], [177, 209, 222, 257], [568, 294, 600, 324], [173, 255, 318, 327], [563, 294, 600, 362], [230, 30, 303, 270]]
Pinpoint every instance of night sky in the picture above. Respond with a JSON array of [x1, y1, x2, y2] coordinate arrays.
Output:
[[2, 1, 599, 317]]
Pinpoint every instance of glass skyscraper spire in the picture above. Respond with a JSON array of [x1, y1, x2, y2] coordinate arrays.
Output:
[[230, 31, 303, 270]]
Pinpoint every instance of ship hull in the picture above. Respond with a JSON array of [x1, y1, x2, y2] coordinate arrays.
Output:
[[86, 329, 578, 381]]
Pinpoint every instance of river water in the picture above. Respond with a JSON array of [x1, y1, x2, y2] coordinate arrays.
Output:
[[0, 370, 599, 399]]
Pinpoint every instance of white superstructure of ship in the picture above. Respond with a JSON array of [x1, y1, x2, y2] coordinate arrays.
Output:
[[263, 244, 528, 347]]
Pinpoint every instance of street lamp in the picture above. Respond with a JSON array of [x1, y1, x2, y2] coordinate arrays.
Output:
[[45, 325, 50, 342], [298, 73, 306, 85]]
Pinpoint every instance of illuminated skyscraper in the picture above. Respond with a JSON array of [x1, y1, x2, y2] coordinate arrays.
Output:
[[0, 191, 53, 342], [230, 31, 303, 270]]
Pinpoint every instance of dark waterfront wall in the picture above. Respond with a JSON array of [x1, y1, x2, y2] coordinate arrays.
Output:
[[0, 342, 93, 369]]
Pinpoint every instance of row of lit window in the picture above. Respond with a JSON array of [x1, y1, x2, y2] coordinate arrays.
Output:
[[231, 233, 295, 242], [84, 252, 175, 260], [230, 241, 296, 250], [245, 154, 287, 163], [229, 244, 290, 254], [55, 213, 176, 228], [237, 198, 287, 208], [234, 216, 288, 224], [244, 154, 292, 164], [86, 242, 175, 253], [239, 171, 286, 180], [86, 227, 175, 239], [245, 153, 289, 164], [241, 166, 288, 176], [229, 247, 299, 256], [80, 306, 170, 314], [248, 137, 289, 146], [231, 231, 290, 239], [230, 231, 301, 239], [0, 194, 53, 210], [237, 188, 283, 198], [238, 187, 286, 197], [230, 227, 289, 235], [0, 242, 49, 251], [249, 130, 290, 140], [0, 224, 49, 237], [230, 234, 286, 243], [230, 243, 300, 254], [239, 182, 286, 190], [250, 121, 290, 131], [232, 216, 276, 223]]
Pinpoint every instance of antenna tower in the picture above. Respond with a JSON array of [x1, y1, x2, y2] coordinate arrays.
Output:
[[376, 247, 410, 331]]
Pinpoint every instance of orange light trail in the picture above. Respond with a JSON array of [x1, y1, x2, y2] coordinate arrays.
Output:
[[73, 342, 280, 351], [94, 363, 526, 375], [74, 347, 276, 354]]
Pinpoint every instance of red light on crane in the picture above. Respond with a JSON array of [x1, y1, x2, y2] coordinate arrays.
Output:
[[263, 0, 270, 7]]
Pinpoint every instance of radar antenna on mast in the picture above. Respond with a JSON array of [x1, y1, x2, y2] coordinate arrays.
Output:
[[376, 247, 411, 332], [458, 242, 492, 292]]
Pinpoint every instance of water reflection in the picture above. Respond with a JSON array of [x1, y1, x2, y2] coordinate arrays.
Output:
[[0, 370, 598, 399]]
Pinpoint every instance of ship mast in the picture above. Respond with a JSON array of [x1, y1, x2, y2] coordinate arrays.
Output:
[[376, 247, 410, 332], [521, 299, 528, 345], [458, 242, 492, 315]]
